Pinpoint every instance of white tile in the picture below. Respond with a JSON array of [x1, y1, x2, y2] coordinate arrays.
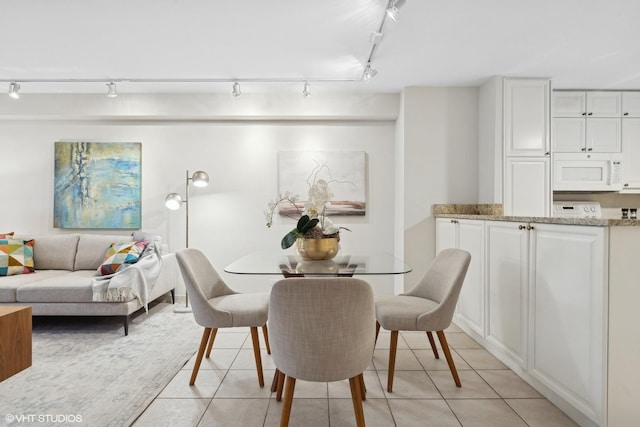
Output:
[[428, 370, 499, 399], [414, 348, 472, 371], [133, 398, 210, 427], [477, 370, 542, 398], [388, 399, 461, 427], [159, 369, 226, 399], [214, 369, 273, 398], [379, 371, 441, 399], [447, 399, 528, 427], [506, 398, 579, 426], [229, 348, 276, 370], [183, 348, 240, 370], [372, 349, 423, 371], [455, 348, 508, 370], [198, 398, 270, 427], [327, 372, 385, 399], [329, 398, 394, 427], [264, 398, 329, 427]]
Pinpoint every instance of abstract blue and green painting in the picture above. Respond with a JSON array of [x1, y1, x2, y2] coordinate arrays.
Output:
[[54, 142, 141, 229]]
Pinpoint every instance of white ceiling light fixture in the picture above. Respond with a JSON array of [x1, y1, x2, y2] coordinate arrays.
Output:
[[363, 64, 378, 81], [106, 82, 117, 98], [386, 0, 406, 22], [302, 81, 311, 97], [232, 81, 241, 97], [8, 82, 20, 99]]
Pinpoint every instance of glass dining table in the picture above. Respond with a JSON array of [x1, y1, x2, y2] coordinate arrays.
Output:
[[224, 250, 412, 277]]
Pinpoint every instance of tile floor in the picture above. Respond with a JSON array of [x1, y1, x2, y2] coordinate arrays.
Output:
[[133, 324, 578, 427]]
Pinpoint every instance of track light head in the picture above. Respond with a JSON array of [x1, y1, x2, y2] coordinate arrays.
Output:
[[362, 64, 378, 81], [106, 82, 117, 98], [386, 0, 406, 21], [232, 82, 241, 97], [8, 82, 20, 99], [302, 81, 311, 97], [369, 31, 384, 44]]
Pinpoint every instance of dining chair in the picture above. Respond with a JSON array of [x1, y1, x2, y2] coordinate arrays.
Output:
[[269, 277, 375, 427], [375, 248, 471, 392], [176, 248, 270, 387]]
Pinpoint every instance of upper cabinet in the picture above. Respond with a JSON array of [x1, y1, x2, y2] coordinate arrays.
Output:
[[552, 91, 622, 153], [622, 92, 640, 117], [504, 79, 550, 156]]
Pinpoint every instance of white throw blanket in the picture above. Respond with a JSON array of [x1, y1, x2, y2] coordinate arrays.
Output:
[[91, 243, 162, 311]]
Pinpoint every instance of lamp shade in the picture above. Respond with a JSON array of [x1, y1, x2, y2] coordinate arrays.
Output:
[[191, 171, 209, 187], [165, 193, 183, 210]]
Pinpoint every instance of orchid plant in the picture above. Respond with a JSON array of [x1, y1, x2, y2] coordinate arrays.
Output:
[[264, 165, 350, 249]]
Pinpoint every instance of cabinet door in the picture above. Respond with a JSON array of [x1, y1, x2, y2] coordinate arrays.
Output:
[[585, 118, 621, 152], [504, 79, 550, 156], [454, 220, 485, 337], [485, 221, 529, 367], [529, 224, 606, 425], [622, 92, 640, 117], [621, 118, 640, 189], [435, 218, 457, 252], [552, 118, 586, 152], [553, 92, 585, 117], [504, 157, 550, 217], [586, 91, 621, 117]]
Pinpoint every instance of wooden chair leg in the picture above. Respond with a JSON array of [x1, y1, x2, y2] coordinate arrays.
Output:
[[375, 321, 381, 345], [190, 327, 211, 385], [280, 376, 296, 427], [205, 328, 218, 358], [271, 368, 280, 392], [262, 323, 271, 355], [358, 372, 367, 401], [250, 326, 265, 387], [426, 331, 439, 359], [387, 330, 399, 392], [276, 370, 286, 401], [436, 330, 461, 387], [349, 375, 366, 427]]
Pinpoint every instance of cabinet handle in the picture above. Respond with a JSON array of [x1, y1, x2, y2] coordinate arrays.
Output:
[[624, 112, 629, 116], [587, 147, 593, 151], [545, 152, 550, 156], [581, 147, 586, 151], [450, 219, 458, 224], [625, 183, 629, 187], [588, 112, 593, 116], [518, 225, 526, 230], [582, 112, 586, 116], [527, 225, 535, 230]]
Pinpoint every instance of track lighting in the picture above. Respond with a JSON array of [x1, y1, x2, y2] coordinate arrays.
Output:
[[386, 0, 406, 22], [8, 82, 20, 99], [302, 81, 311, 97], [369, 31, 384, 44], [106, 82, 117, 98], [232, 82, 241, 97], [363, 64, 378, 81]]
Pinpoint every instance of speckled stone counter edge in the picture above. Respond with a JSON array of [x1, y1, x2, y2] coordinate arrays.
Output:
[[432, 204, 640, 227]]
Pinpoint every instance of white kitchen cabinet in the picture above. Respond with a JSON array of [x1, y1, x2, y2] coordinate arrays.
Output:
[[504, 79, 550, 156], [621, 118, 640, 190], [553, 118, 621, 152], [485, 221, 529, 368], [529, 223, 607, 426], [587, 92, 622, 117], [504, 157, 550, 217], [622, 91, 640, 117], [435, 218, 485, 336], [553, 92, 586, 117]]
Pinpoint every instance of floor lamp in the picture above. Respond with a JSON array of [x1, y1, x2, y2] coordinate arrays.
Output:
[[165, 169, 209, 313]]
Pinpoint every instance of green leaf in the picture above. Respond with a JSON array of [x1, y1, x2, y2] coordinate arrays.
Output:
[[300, 218, 319, 234], [281, 229, 300, 249]]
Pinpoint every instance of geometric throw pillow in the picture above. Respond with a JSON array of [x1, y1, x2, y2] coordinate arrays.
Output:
[[97, 241, 148, 276], [0, 232, 14, 239], [0, 238, 35, 276]]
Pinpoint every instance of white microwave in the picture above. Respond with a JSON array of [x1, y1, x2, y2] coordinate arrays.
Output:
[[553, 153, 623, 191]]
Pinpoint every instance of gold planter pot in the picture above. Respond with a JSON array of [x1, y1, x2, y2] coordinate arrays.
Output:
[[296, 237, 339, 261]]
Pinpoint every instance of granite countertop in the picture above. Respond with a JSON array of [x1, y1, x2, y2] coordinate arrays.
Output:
[[433, 204, 640, 227]]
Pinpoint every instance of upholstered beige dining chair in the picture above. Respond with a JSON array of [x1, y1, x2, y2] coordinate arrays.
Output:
[[269, 277, 375, 427], [176, 248, 270, 387], [375, 248, 471, 392]]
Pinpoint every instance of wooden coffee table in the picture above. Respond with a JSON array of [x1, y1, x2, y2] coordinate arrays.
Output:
[[0, 306, 32, 381]]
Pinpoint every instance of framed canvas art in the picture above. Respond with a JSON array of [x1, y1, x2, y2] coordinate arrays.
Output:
[[54, 142, 142, 229], [278, 151, 366, 216]]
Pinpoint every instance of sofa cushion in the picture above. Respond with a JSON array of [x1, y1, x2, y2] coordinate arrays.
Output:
[[0, 270, 71, 302], [31, 234, 80, 270], [97, 241, 148, 276], [74, 234, 132, 271], [0, 239, 35, 276], [16, 270, 136, 303]]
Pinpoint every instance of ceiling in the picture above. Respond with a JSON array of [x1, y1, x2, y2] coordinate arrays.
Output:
[[2, 0, 640, 95]]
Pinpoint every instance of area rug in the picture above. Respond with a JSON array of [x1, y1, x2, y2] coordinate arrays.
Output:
[[0, 302, 201, 427]]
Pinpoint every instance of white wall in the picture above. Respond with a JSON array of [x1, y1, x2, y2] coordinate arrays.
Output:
[[399, 87, 479, 289], [0, 93, 400, 295]]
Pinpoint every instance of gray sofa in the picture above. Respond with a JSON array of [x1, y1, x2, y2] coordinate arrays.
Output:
[[0, 232, 177, 335]]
